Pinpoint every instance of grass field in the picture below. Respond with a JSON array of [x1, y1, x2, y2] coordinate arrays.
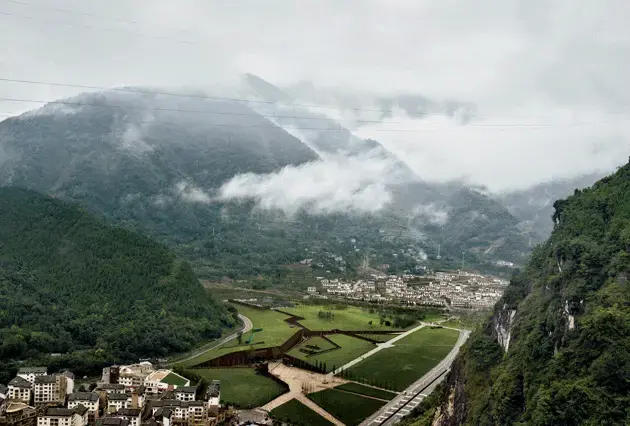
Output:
[[346, 327, 459, 391], [287, 334, 375, 370], [281, 304, 394, 331], [182, 304, 297, 366], [269, 398, 335, 426], [308, 388, 386, 426], [193, 368, 287, 408], [335, 383, 397, 400]]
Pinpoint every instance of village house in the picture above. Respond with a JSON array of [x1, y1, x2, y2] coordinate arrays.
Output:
[[34, 375, 68, 406], [67, 393, 99, 425], [16, 369, 47, 386], [0, 402, 37, 426], [117, 364, 153, 391], [7, 378, 32, 404], [143, 371, 189, 396], [173, 388, 195, 402], [148, 400, 206, 426], [37, 406, 87, 426], [95, 418, 128, 426], [110, 409, 141, 426]]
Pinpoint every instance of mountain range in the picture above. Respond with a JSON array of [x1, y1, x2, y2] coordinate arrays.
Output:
[[0, 74, 604, 278]]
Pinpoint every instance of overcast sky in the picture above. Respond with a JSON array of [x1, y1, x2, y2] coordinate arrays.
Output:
[[2, 0, 629, 191]]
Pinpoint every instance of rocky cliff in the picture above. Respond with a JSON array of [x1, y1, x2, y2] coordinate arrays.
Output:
[[406, 159, 630, 426]]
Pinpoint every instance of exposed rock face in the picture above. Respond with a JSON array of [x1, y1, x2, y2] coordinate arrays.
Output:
[[493, 305, 517, 352]]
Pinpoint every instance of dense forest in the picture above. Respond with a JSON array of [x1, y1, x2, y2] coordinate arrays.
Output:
[[0, 188, 237, 384], [404, 161, 630, 425]]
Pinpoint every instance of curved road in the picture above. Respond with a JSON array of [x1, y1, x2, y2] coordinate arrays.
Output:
[[174, 314, 252, 364]]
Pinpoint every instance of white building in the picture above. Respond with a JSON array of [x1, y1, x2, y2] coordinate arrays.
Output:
[[106, 394, 130, 413], [7, 377, 32, 404], [34, 374, 68, 405], [206, 380, 220, 417], [68, 392, 100, 424], [143, 370, 189, 395], [112, 408, 142, 426], [117, 363, 153, 390], [17, 367, 47, 384], [173, 387, 195, 402], [37, 406, 87, 426]]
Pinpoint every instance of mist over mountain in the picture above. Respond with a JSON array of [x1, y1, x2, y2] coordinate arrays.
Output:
[[0, 78, 538, 277], [496, 173, 607, 238]]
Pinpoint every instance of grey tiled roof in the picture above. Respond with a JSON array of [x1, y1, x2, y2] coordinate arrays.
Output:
[[18, 367, 47, 374], [9, 377, 32, 388], [108, 393, 129, 401], [68, 392, 99, 402], [34, 375, 57, 384]]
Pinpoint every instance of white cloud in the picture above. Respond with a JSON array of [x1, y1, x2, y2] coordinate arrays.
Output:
[[353, 108, 630, 192], [175, 181, 211, 203], [410, 204, 449, 226], [1, 0, 629, 190], [217, 152, 397, 215]]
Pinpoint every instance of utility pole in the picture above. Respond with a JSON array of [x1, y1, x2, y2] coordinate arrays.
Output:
[[436, 244, 441, 260]]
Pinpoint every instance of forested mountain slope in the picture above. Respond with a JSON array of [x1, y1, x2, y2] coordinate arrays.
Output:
[[497, 173, 605, 239], [0, 188, 236, 383], [0, 87, 533, 278], [405, 161, 630, 425]]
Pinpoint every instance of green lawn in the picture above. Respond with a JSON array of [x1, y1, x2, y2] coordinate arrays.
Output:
[[308, 389, 386, 426], [193, 368, 287, 408], [346, 327, 459, 391], [281, 304, 396, 331], [269, 398, 334, 426], [287, 336, 338, 357], [181, 304, 297, 366], [288, 334, 375, 371], [161, 372, 189, 386], [335, 383, 397, 400]]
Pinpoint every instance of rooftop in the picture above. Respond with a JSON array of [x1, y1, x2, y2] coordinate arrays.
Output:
[[18, 367, 47, 374], [42, 408, 75, 417], [9, 377, 32, 388], [174, 386, 196, 394], [116, 408, 141, 416], [35, 375, 57, 384], [97, 418, 130, 426], [68, 392, 99, 402], [108, 393, 129, 401], [5, 402, 34, 414]]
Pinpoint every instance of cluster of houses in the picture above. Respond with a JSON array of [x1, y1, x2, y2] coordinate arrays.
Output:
[[0, 363, 223, 426], [308, 270, 507, 309]]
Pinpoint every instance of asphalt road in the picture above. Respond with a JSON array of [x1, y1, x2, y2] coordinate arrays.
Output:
[[173, 314, 253, 364], [360, 328, 471, 426]]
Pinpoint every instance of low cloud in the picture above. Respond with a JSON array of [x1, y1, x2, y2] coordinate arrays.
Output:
[[217, 152, 399, 215], [354, 108, 630, 192], [410, 204, 449, 226], [175, 181, 211, 203]]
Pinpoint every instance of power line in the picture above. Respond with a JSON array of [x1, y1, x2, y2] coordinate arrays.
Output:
[[1, 0, 195, 34], [0, 96, 395, 124], [0, 77, 395, 114], [2, 78, 628, 124], [0, 9, 196, 44], [0, 97, 625, 131]]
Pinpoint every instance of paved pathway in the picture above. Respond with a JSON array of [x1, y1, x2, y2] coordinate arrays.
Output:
[[360, 329, 470, 426], [174, 314, 252, 364], [262, 362, 346, 426], [330, 323, 427, 376]]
